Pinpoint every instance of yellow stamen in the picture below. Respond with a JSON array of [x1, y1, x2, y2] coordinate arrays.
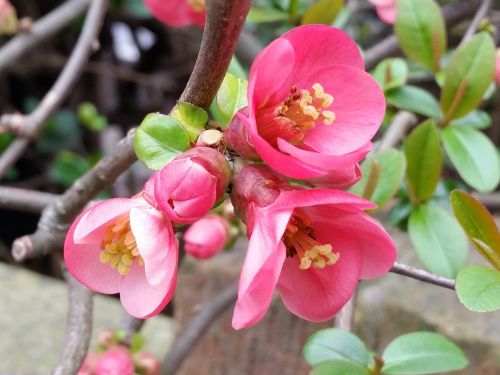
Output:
[[99, 214, 143, 276], [284, 211, 340, 270], [187, 0, 205, 12]]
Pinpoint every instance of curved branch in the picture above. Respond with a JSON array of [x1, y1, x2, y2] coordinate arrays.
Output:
[[390, 262, 456, 290]]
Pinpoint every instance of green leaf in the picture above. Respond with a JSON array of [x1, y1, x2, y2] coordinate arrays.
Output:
[[386, 86, 441, 119], [456, 265, 500, 312], [50, 151, 92, 188], [382, 332, 468, 374], [130, 333, 145, 353], [311, 361, 369, 375], [440, 33, 496, 121], [134, 113, 190, 170], [303, 328, 370, 367], [449, 110, 492, 130], [403, 120, 442, 202], [214, 73, 248, 127], [395, 0, 446, 71], [408, 203, 468, 278], [350, 149, 405, 209], [372, 58, 409, 92], [301, 0, 344, 25], [442, 126, 500, 192], [228, 56, 247, 79], [450, 190, 500, 270], [171, 101, 208, 141], [247, 6, 290, 23]]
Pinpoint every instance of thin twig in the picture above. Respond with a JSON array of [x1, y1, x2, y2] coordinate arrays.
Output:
[[390, 262, 456, 290], [0, 186, 57, 213], [460, 0, 491, 45], [11, 0, 252, 262], [0, 0, 109, 179], [52, 264, 94, 375], [161, 281, 238, 375], [334, 293, 356, 331], [0, 0, 91, 72], [379, 111, 417, 151]]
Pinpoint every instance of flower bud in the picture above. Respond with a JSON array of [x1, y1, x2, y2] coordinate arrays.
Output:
[[134, 352, 161, 375], [95, 346, 134, 375], [224, 109, 260, 161], [0, 0, 17, 35], [184, 215, 230, 259], [155, 147, 231, 223]]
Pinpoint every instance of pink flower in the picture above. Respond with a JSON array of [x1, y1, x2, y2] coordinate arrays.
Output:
[[144, 0, 205, 28], [183, 214, 229, 259], [64, 196, 178, 319], [229, 25, 384, 179], [95, 347, 134, 375], [369, 0, 397, 24], [134, 352, 161, 375], [77, 352, 100, 375], [231, 166, 397, 329], [154, 147, 231, 224], [495, 50, 500, 84]]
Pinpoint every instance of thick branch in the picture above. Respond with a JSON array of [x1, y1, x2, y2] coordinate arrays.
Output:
[[52, 266, 94, 375], [0, 0, 91, 72], [365, 0, 481, 70], [390, 262, 456, 290], [0, 0, 109, 179], [161, 281, 238, 375], [0, 186, 57, 213], [12, 0, 252, 261]]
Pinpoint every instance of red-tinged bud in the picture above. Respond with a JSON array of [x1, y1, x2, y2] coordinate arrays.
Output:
[[95, 346, 134, 375], [154, 147, 231, 223], [183, 214, 230, 259], [134, 352, 161, 375], [224, 109, 260, 161], [231, 165, 288, 222], [0, 0, 17, 35]]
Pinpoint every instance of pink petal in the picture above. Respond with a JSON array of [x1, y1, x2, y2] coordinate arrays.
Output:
[[307, 164, 362, 189], [277, 244, 362, 322], [232, 207, 293, 329], [129, 207, 177, 286], [369, 0, 394, 7], [301, 65, 386, 155], [73, 199, 140, 244], [377, 5, 396, 24], [184, 215, 228, 259], [64, 212, 121, 294]]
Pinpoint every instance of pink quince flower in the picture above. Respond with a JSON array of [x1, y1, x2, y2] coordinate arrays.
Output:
[[64, 196, 178, 319], [154, 147, 231, 224], [144, 0, 205, 28], [369, 0, 396, 24], [227, 25, 385, 179], [95, 347, 134, 375], [230, 165, 397, 329], [183, 214, 229, 259]]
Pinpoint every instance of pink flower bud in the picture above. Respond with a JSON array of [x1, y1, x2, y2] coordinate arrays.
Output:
[[77, 352, 100, 375], [0, 0, 17, 35], [224, 109, 260, 161], [183, 215, 229, 259], [134, 352, 161, 375], [154, 147, 231, 224], [95, 347, 134, 375], [144, 0, 205, 28]]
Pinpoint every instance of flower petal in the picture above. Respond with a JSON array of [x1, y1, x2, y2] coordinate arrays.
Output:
[[130, 207, 177, 286], [307, 164, 362, 189], [64, 212, 121, 294], [232, 207, 292, 329]]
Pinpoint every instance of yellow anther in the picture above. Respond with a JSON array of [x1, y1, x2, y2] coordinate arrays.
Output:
[[322, 111, 336, 125]]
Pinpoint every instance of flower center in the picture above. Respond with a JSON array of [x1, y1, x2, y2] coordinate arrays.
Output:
[[99, 214, 143, 276], [259, 83, 335, 147], [187, 0, 205, 12], [283, 210, 339, 270]]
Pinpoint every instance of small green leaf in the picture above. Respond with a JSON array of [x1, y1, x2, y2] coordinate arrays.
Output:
[[171, 101, 208, 141], [456, 265, 500, 312], [214, 73, 248, 127], [442, 126, 500, 193], [395, 0, 446, 71], [440, 33, 496, 121], [303, 328, 370, 367], [449, 110, 492, 130], [247, 6, 290, 23], [311, 361, 369, 375], [386, 85, 442, 119], [403, 120, 442, 202], [382, 332, 468, 374], [130, 333, 145, 353], [450, 190, 500, 270], [350, 149, 405, 209], [301, 0, 344, 25], [372, 58, 409, 92], [408, 203, 468, 278], [134, 113, 190, 170]]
